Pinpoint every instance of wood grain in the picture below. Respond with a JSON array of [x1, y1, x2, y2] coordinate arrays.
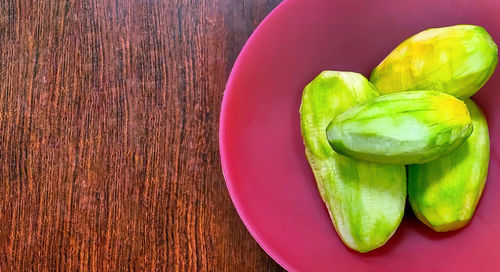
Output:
[[0, 0, 284, 271]]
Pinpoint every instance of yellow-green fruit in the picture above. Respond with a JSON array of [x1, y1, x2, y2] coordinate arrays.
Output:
[[300, 71, 406, 252], [408, 99, 489, 232], [326, 91, 473, 165], [370, 25, 498, 98]]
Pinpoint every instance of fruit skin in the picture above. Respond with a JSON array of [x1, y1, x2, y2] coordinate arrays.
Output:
[[300, 71, 406, 253], [370, 25, 498, 98], [326, 90, 473, 165], [408, 99, 489, 232]]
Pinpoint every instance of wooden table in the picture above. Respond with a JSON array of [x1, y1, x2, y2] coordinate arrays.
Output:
[[0, 0, 284, 270]]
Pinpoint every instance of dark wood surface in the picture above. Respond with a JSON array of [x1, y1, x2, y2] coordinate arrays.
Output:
[[0, 0, 284, 271]]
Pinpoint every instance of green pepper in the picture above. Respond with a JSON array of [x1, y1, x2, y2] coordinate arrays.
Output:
[[300, 71, 406, 252], [326, 90, 473, 165], [408, 99, 489, 231], [370, 25, 498, 98]]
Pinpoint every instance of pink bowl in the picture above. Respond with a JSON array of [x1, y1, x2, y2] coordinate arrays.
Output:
[[219, 0, 500, 271]]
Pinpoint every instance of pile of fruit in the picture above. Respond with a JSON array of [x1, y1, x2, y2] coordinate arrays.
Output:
[[300, 25, 498, 252]]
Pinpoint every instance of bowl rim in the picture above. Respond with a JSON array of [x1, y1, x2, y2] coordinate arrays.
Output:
[[218, 0, 295, 270]]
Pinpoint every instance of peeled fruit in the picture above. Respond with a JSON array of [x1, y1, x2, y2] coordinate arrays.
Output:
[[408, 99, 489, 232], [326, 91, 473, 164], [300, 71, 406, 252], [370, 25, 498, 98]]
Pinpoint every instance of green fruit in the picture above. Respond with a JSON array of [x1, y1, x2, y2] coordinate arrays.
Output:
[[370, 25, 498, 98], [300, 71, 406, 252], [326, 91, 473, 164], [408, 99, 489, 231]]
